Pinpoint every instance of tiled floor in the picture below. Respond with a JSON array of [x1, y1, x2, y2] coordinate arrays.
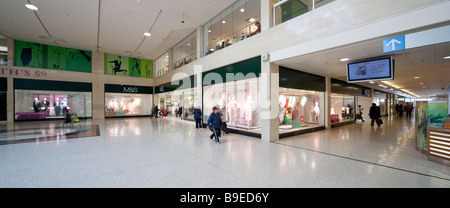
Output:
[[0, 116, 449, 188]]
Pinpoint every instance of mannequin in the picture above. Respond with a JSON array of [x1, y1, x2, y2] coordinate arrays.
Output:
[[42, 98, 50, 116], [33, 98, 40, 112], [313, 103, 320, 122], [61, 98, 69, 116], [54, 98, 61, 116], [231, 97, 238, 125], [245, 95, 253, 127]]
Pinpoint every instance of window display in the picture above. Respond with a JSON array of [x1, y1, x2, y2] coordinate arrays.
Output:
[[203, 78, 260, 129], [279, 89, 324, 131], [157, 88, 198, 120], [15, 90, 92, 120], [105, 93, 152, 117], [330, 93, 355, 124]]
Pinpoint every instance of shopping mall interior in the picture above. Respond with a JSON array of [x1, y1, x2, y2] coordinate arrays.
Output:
[[0, 0, 450, 188]]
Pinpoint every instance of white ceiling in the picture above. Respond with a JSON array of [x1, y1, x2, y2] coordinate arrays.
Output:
[[0, 0, 236, 59], [275, 36, 450, 98]]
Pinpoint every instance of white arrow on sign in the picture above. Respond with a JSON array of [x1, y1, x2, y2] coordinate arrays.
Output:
[[386, 39, 402, 50]]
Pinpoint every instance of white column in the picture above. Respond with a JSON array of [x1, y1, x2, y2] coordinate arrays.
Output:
[[260, 57, 279, 142], [324, 77, 331, 129], [196, 26, 203, 59], [260, 0, 274, 32]]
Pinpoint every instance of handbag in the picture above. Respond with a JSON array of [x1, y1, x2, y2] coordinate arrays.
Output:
[[378, 119, 383, 125]]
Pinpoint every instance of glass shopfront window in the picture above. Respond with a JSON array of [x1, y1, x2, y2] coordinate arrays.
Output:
[[274, 0, 335, 26], [330, 93, 355, 124], [203, 0, 261, 56], [158, 88, 198, 120], [15, 90, 92, 120], [105, 93, 152, 117], [173, 32, 197, 70], [155, 52, 169, 78], [0, 38, 7, 66], [203, 77, 260, 129], [279, 88, 324, 132]]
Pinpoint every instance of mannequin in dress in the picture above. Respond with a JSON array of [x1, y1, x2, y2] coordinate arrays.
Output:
[[313, 103, 320, 122], [245, 95, 253, 127]]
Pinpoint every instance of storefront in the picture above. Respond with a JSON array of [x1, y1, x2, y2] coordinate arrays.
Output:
[[104, 84, 153, 118], [415, 95, 449, 166], [278, 66, 326, 137], [0, 77, 6, 121], [330, 78, 371, 126], [156, 75, 198, 121], [202, 57, 261, 136], [14, 78, 92, 121]]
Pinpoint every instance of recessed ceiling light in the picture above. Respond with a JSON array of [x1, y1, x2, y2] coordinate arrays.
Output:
[[414, 77, 420, 79], [444, 56, 450, 60], [222, 21, 226, 24], [340, 58, 350, 62], [419, 83, 424, 85], [25, 4, 38, 11], [248, 18, 256, 23], [208, 30, 211, 33], [240, 8, 245, 13], [144, 32, 151, 37]]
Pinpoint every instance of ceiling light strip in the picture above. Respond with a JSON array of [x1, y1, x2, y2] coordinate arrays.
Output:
[[134, 9, 163, 53]]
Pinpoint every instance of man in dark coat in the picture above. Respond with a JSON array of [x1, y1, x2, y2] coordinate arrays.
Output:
[[194, 106, 202, 129], [207, 107, 222, 144], [369, 103, 382, 127]]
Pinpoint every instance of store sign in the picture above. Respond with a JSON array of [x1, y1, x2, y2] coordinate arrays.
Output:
[[1, 67, 47, 77], [122, 86, 139, 93]]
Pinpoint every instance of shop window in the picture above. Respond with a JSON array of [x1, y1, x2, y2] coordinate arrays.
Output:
[[173, 31, 197, 70], [15, 90, 92, 120], [330, 93, 355, 124], [203, 77, 260, 129], [158, 89, 199, 120], [279, 88, 324, 132], [155, 52, 169, 78], [0, 37, 7, 66], [105, 93, 152, 117], [203, 0, 261, 56], [274, 0, 335, 26]]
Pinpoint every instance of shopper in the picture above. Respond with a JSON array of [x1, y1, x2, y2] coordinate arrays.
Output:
[[405, 104, 414, 117], [194, 106, 202, 129], [150, 104, 158, 118], [207, 107, 222, 144], [369, 103, 382, 127]]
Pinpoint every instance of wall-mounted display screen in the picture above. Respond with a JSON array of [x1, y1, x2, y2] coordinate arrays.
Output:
[[347, 57, 394, 83]]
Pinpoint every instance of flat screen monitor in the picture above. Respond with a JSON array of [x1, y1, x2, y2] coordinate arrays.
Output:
[[347, 57, 394, 83]]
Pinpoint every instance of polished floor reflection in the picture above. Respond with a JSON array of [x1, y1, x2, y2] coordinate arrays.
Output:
[[0, 116, 449, 188]]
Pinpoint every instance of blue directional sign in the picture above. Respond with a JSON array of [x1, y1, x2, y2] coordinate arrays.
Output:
[[383, 35, 405, 53]]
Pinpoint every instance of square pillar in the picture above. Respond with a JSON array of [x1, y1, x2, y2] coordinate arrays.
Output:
[[260, 57, 279, 142], [324, 77, 331, 129]]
